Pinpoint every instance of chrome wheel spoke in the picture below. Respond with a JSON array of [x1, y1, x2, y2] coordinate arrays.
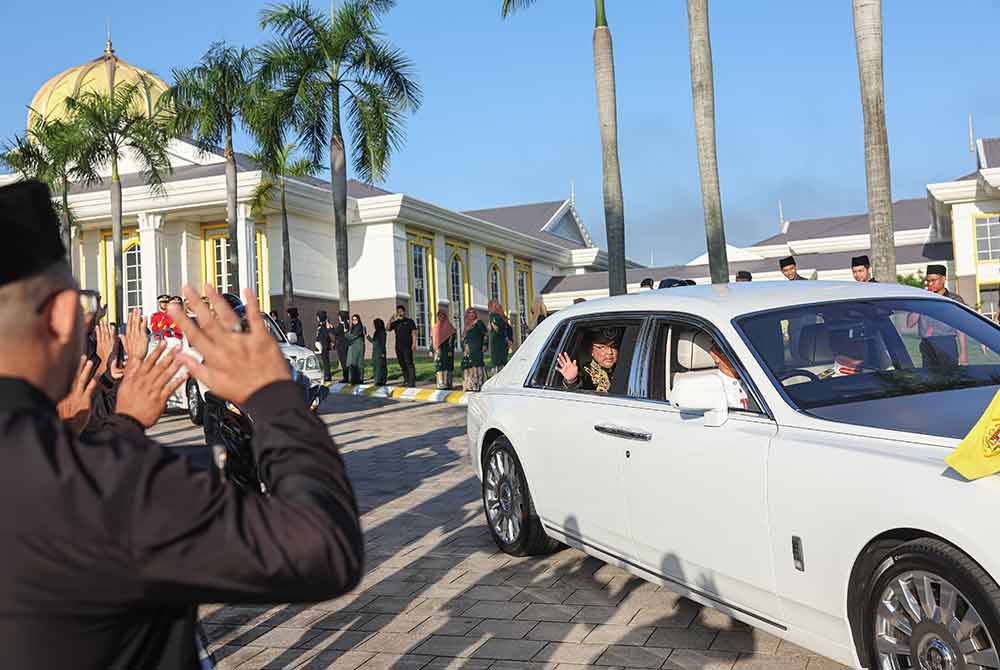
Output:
[[896, 577, 925, 623], [919, 574, 939, 621], [966, 648, 1000, 669], [956, 607, 984, 642], [939, 583, 958, 626], [877, 635, 911, 657]]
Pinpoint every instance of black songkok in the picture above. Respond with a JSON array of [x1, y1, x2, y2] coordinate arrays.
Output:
[[779, 256, 796, 269], [851, 255, 870, 268], [927, 264, 947, 277], [0, 180, 65, 286], [736, 271, 752, 281]]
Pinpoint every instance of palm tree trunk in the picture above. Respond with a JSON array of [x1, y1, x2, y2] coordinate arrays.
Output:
[[853, 0, 895, 281], [60, 177, 74, 279], [224, 127, 240, 294], [687, 0, 729, 284], [592, 0, 626, 296], [330, 89, 350, 313], [111, 157, 124, 323], [280, 178, 294, 310]]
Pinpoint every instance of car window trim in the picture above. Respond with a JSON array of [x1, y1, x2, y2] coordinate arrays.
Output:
[[524, 322, 569, 389], [639, 312, 773, 420]]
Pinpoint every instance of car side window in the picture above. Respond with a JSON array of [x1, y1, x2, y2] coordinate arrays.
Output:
[[647, 320, 761, 413], [546, 318, 644, 397], [529, 323, 567, 387]]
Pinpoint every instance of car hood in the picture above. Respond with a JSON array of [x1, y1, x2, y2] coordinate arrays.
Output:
[[279, 344, 316, 360], [806, 384, 1000, 440]]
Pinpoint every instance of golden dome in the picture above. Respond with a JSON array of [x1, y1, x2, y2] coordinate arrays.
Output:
[[27, 39, 170, 128]]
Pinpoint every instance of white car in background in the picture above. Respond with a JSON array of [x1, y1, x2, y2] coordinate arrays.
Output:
[[166, 305, 324, 424], [468, 281, 1000, 670]]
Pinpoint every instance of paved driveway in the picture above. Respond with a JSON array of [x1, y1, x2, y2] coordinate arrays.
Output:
[[150, 396, 849, 670]]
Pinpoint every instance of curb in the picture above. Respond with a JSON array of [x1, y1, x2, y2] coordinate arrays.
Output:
[[324, 382, 468, 406]]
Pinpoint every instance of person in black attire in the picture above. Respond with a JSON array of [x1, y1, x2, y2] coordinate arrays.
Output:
[[388, 304, 418, 387], [316, 309, 333, 382], [851, 255, 876, 282], [270, 310, 286, 331], [735, 270, 752, 282], [335, 310, 350, 383], [555, 327, 622, 393], [780, 256, 807, 280], [286, 306, 304, 345], [0, 180, 363, 669]]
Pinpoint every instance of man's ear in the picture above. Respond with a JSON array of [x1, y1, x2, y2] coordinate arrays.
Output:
[[48, 289, 81, 345]]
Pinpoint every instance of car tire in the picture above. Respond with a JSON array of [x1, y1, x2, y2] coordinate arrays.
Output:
[[864, 538, 1000, 670], [482, 436, 559, 557], [187, 379, 204, 426]]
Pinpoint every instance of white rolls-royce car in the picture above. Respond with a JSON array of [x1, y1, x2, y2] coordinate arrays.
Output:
[[467, 282, 1000, 670]]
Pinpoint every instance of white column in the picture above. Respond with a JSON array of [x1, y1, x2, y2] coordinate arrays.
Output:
[[468, 244, 488, 309], [137, 212, 165, 315], [237, 204, 257, 297], [505, 255, 520, 345]]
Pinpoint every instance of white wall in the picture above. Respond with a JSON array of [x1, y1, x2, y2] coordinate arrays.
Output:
[[347, 222, 399, 301], [286, 213, 338, 299], [468, 243, 489, 309]]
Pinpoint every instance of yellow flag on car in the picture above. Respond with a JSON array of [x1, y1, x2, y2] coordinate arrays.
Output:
[[946, 389, 1000, 480]]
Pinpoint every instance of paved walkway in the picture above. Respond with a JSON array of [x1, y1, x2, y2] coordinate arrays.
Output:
[[150, 396, 850, 670]]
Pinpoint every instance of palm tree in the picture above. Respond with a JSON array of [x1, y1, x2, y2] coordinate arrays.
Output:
[[686, 0, 729, 284], [852, 0, 895, 281], [501, 0, 627, 296], [248, 141, 318, 314], [257, 0, 421, 312], [1, 115, 94, 277], [170, 43, 256, 294], [67, 81, 172, 323]]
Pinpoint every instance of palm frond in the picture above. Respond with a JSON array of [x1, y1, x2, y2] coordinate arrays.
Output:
[[249, 177, 276, 217], [500, 0, 538, 18], [347, 40, 422, 111], [346, 80, 404, 183]]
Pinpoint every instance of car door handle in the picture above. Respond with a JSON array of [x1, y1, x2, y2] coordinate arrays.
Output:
[[594, 423, 652, 442]]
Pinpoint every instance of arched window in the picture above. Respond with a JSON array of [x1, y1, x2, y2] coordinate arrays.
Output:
[[411, 243, 429, 348], [450, 254, 466, 337], [489, 263, 503, 306], [124, 242, 142, 315]]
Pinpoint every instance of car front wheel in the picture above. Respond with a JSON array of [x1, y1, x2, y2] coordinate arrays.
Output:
[[187, 379, 204, 426], [867, 538, 1000, 670], [482, 436, 558, 557]]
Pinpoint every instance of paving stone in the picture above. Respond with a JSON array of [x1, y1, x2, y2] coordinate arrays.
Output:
[[412, 635, 488, 658], [420, 658, 494, 670], [526, 622, 596, 644], [516, 604, 582, 623], [775, 640, 815, 657], [489, 663, 558, 670], [512, 586, 577, 604], [352, 614, 429, 634], [629, 606, 699, 629], [462, 585, 524, 601], [214, 645, 265, 669], [571, 606, 639, 625], [298, 630, 375, 653], [310, 613, 377, 632], [604, 576, 659, 598], [582, 624, 655, 646], [732, 653, 808, 670], [504, 572, 563, 588], [355, 653, 435, 670], [357, 632, 429, 655], [691, 610, 752, 632], [564, 589, 628, 607], [362, 597, 426, 614], [467, 618, 537, 639], [248, 626, 324, 649], [805, 658, 852, 670], [646, 629, 718, 651], [711, 631, 781, 655], [410, 598, 482, 617], [461, 601, 529, 619], [596, 644, 673, 668], [533, 641, 609, 665], [663, 650, 739, 670], [295, 651, 377, 670], [470, 638, 549, 661], [410, 616, 482, 637], [361, 580, 427, 597], [234, 646, 320, 669]]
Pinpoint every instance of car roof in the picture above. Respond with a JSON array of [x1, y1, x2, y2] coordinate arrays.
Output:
[[554, 281, 939, 323]]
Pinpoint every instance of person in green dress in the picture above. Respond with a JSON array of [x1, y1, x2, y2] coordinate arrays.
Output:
[[488, 299, 512, 374], [345, 314, 366, 384], [461, 308, 488, 391], [368, 318, 388, 386], [431, 309, 456, 389]]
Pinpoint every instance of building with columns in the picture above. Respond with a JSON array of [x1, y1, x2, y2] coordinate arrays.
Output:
[[3, 43, 636, 352]]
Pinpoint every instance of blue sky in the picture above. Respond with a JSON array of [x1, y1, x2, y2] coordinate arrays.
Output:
[[2, 0, 997, 266]]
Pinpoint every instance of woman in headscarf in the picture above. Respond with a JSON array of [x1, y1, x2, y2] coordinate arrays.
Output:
[[431, 309, 457, 390], [461, 308, 488, 392], [530, 297, 548, 331], [345, 314, 366, 384], [368, 318, 388, 386], [315, 310, 332, 382], [487, 299, 512, 374], [335, 311, 351, 383]]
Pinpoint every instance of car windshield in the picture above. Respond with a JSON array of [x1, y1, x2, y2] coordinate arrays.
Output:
[[736, 298, 1000, 410], [235, 306, 287, 344]]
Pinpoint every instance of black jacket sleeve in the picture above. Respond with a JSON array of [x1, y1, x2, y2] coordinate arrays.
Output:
[[113, 381, 362, 604]]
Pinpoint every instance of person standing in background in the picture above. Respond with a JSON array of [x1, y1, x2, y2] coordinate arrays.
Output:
[[639, 278, 655, 291], [316, 310, 332, 382], [461, 308, 488, 392], [149, 294, 175, 339], [368, 319, 388, 386], [780, 256, 807, 280], [270, 310, 285, 331], [345, 314, 366, 384], [530, 297, 548, 330], [735, 271, 752, 282], [431, 309, 456, 390], [388, 305, 417, 387], [851, 255, 876, 282], [286, 307, 304, 345], [488, 299, 512, 375], [334, 311, 350, 384]]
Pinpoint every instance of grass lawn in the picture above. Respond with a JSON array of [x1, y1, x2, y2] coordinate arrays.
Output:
[[327, 354, 461, 386]]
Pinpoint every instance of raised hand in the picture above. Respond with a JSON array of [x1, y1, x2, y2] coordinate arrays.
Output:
[[120, 308, 149, 371], [57, 356, 98, 435], [115, 341, 187, 428], [555, 352, 578, 383], [169, 284, 291, 405], [95, 321, 115, 374]]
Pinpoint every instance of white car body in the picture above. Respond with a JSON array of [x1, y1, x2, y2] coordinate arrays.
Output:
[[467, 282, 1000, 668], [166, 310, 324, 418]]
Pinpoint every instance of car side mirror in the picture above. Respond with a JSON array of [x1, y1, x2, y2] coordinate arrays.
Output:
[[286, 332, 298, 345], [671, 371, 729, 427]]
